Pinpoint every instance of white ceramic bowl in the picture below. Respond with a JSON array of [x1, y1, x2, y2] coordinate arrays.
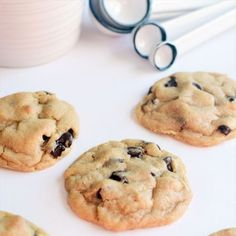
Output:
[[0, 0, 85, 67]]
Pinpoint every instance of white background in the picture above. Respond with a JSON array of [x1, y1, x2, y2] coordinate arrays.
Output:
[[0, 4, 236, 236]]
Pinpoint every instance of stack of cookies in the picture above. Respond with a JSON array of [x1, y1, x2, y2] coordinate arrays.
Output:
[[0, 72, 235, 235]]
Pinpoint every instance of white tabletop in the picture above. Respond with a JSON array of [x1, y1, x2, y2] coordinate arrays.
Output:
[[0, 5, 236, 236]]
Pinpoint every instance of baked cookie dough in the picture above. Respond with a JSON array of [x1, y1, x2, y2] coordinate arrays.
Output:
[[0, 91, 79, 172], [136, 72, 236, 147], [64, 139, 192, 231], [0, 211, 49, 236], [210, 228, 236, 236]]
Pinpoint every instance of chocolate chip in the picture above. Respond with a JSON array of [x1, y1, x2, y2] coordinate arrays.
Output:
[[164, 76, 177, 87], [163, 157, 173, 172], [227, 96, 236, 102], [68, 128, 74, 135], [127, 147, 144, 158], [50, 129, 74, 158], [218, 125, 231, 135], [193, 82, 202, 90], [151, 172, 156, 177], [57, 131, 73, 148], [42, 135, 50, 147], [147, 86, 153, 95], [42, 135, 50, 142], [109, 171, 129, 184], [51, 143, 65, 158], [96, 189, 102, 199], [110, 173, 122, 181], [44, 91, 53, 95]]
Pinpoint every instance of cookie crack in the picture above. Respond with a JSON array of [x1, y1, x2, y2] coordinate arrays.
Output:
[[150, 178, 158, 212], [3, 145, 33, 157], [95, 203, 100, 222], [0, 146, 19, 167], [164, 198, 186, 216], [138, 175, 160, 224], [0, 144, 47, 170], [0, 145, 6, 157], [34, 93, 60, 127], [141, 98, 179, 114], [0, 120, 21, 133]]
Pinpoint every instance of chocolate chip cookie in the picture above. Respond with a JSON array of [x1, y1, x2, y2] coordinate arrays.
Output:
[[0, 211, 49, 236], [136, 72, 236, 146], [0, 91, 79, 172], [210, 228, 236, 236], [64, 139, 192, 231]]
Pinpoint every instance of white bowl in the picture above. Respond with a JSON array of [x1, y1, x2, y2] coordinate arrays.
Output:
[[0, 7, 82, 42], [0, 1, 68, 15], [0, 0, 85, 67]]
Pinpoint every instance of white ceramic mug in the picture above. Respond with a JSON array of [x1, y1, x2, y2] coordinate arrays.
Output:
[[0, 0, 85, 67]]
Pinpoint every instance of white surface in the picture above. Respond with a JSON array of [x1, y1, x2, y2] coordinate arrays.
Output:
[[0, 4, 236, 236]]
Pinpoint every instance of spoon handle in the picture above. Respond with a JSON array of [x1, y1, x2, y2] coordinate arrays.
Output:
[[163, 0, 236, 36], [150, 0, 222, 18], [150, 10, 191, 21], [175, 8, 236, 56]]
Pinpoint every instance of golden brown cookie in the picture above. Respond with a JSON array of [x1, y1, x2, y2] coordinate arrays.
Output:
[[64, 139, 192, 231], [136, 72, 236, 146], [0, 211, 49, 236], [0, 91, 79, 172], [210, 228, 236, 236]]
